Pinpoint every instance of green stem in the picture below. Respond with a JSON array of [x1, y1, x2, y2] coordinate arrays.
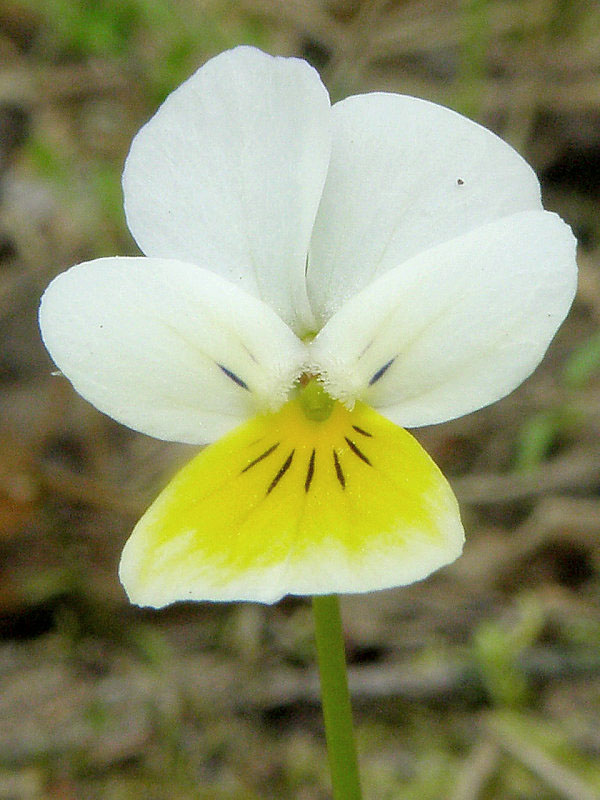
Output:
[[312, 594, 363, 800]]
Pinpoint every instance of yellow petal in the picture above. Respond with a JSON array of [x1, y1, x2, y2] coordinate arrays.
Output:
[[119, 396, 464, 606]]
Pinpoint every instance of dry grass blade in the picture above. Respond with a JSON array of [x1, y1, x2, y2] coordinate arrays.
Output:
[[487, 715, 600, 800]]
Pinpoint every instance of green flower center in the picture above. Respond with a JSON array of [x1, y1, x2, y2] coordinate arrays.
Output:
[[298, 376, 335, 422]]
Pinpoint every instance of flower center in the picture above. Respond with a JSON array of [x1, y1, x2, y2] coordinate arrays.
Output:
[[297, 375, 335, 422]]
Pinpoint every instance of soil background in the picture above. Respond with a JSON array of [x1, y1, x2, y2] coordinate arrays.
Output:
[[1, 1, 600, 798]]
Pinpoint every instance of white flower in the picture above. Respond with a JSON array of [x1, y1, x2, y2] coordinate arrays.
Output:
[[39, 47, 577, 606]]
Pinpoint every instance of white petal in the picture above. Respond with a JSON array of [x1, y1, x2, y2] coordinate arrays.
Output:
[[39, 257, 306, 444], [310, 211, 577, 427], [123, 46, 332, 335], [308, 92, 542, 323]]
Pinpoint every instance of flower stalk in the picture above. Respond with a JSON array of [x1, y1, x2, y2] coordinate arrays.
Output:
[[312, 594, 362, 799]]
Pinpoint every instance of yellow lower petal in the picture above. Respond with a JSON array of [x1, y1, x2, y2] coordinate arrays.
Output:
[[119, 396, 464, 606]]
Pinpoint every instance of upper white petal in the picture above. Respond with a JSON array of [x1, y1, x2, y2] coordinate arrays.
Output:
[[307, 92, 542, 323], [310, 211, 577, 427], [122, 46, 332, 336], [39, 257, 306, 444]]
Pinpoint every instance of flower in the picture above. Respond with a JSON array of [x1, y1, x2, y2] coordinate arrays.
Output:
[[39, 47, 577, 606]]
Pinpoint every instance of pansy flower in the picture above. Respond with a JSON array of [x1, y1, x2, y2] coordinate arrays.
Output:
[[39, 47, 577, 607]]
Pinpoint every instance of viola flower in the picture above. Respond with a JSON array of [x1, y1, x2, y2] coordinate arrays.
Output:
[[39, 47, 577, 607]]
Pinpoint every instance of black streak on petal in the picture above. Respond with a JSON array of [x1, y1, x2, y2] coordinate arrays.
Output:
[[368, 357, 395, 386], [267, 450, 295, 494], [304, 449, 316, 493], [218, 363, 250, 390], [352, 425, 373, 438], [344, 437, 372, 466], [242, 442, 280, 473], [333, 450, 345, 489]]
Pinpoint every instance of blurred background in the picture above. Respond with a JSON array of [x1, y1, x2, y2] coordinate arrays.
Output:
[[1, 1, 600, 798]]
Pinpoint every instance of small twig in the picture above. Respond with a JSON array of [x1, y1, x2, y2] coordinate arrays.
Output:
[[452, 446, 600, 504], [38, 462, 148, 518], [0, 63, 129, 107], [250, 648, 600, 710], [487, 715, 600, 800], [450, 738, 501, 800]]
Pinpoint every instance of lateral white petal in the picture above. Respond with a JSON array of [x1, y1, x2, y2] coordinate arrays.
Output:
[[39, 257, 306, 444], [308, 93, 542, 323], [123, 46, 332, 335], [311, 211, 577, 427]]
